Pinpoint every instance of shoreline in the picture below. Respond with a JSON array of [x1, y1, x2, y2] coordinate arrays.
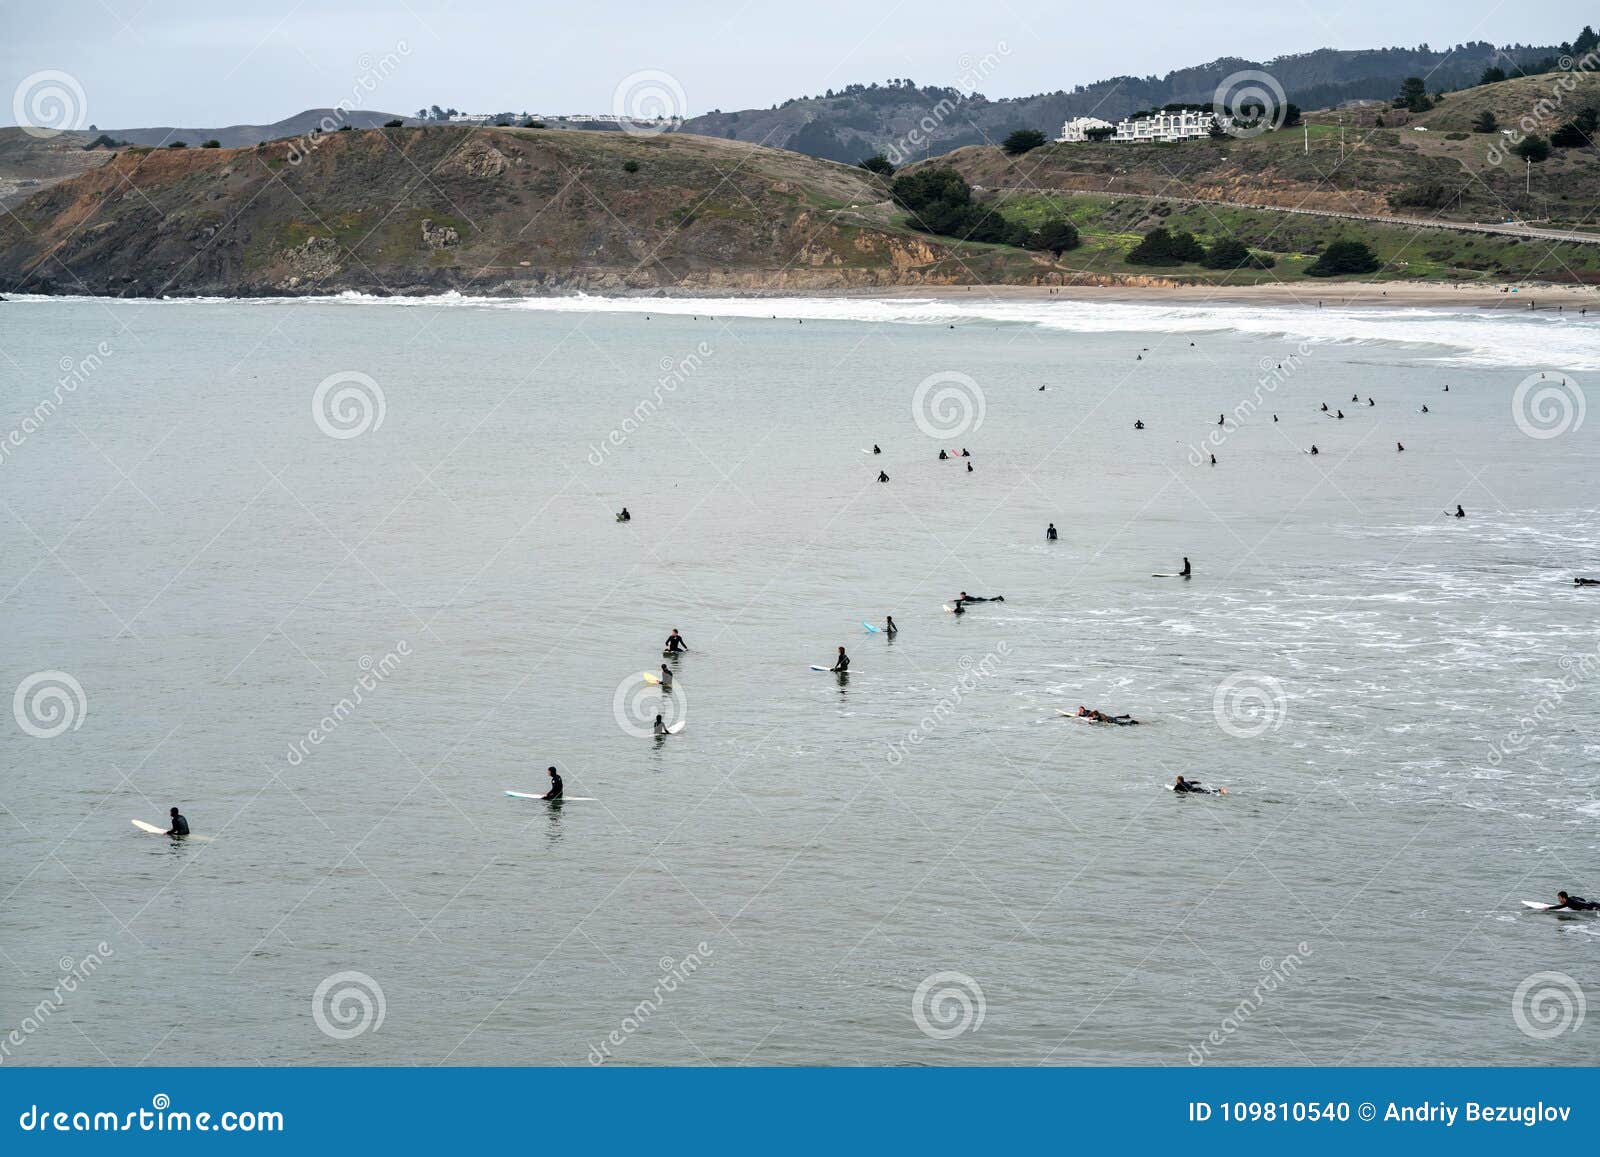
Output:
[[7, 279, 1597, 311]]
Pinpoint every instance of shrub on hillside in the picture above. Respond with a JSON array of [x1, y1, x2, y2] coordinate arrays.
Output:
[[1026, 219, 1080, 256], [1125, 227, 1205, 266], [1306, 239, 1381, 277], [1001, 129, 1047, 156], [1201, 237, 1274, 270]]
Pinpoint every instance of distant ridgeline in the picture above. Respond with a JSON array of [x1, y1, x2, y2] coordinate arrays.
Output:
[[678, 38, 1583, 163]]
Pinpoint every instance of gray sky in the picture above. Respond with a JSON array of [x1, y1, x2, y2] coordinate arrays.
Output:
[[3, 0, 1593, 128]]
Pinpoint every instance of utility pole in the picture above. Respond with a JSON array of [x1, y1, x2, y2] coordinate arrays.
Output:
[[1526, 157, 1531, 197], [1304, 122, 1309, 153]]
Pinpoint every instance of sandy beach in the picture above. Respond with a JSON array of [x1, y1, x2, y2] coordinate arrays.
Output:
[[855, 280, 1600, 310]]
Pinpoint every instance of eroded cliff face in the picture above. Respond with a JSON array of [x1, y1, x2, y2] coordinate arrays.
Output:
[[0, 126, 1174, 298]]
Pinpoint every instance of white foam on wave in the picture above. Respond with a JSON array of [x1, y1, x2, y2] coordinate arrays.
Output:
[[8, 289, 1597, 370]]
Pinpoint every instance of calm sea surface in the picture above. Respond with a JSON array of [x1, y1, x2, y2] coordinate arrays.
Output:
[[2, 294, 1597, 1066]]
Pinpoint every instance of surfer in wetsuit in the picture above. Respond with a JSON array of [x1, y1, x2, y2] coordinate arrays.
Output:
[[1046, 523, 1058, 540], [1309, 444, 1319, 455], [1554, 891, 1600, 910], [873, 444, 882, 454], [1452, 504, 1465, 518], [542, 767, 563, 801], [877, 470, 889, 483], [664, 629, 688, 653], [966, 461, 973, 473], [1421, 404, 1429, 413], [166, 807, 190, 837], [951, 602, 965, 615], [1134, 420, 1145, 429], [1180, 557, 1191, 577], [885, 616, 897, 636], [831, 646, 849, 673], [653, 714, 670, 737], [617, 507, 631, 522], [659, 664, 673, 691], [1576, 577, 1600, 586], [1173, 775, 1219, 795], [939, 449, 949, 460]]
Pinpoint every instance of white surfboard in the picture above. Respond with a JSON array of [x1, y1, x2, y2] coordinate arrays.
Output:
[[667, 720, 686, 734], [1520, 900, 1592, 911], [810, 664, 831, 671], [132, 819, 214, 841], [505, 790, 597, 801]]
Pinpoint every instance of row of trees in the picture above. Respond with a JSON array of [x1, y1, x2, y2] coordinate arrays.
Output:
[[1126, 228, 1275, 269], [888, 167, 1080, 255]]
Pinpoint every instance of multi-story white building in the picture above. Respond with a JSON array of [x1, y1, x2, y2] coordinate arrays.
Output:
[[1059, 108, 1228, 143], [1058, 116, 1115, 142]]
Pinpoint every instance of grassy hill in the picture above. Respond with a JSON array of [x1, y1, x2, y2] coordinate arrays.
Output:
[[0, 125, 1045, 296], [0, 128, 114, 208]]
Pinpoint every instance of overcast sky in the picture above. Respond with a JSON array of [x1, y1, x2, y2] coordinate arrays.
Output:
[[3, 1, 1593, 128]]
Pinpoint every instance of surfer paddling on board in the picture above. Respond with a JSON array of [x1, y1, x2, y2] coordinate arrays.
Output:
[[166, 807, 190, 837], [1173, 775, 1224, 795], [1554, 891, 1600, 911], [831, 646, 850, 673], [664, 629, 688, 654], [542, 767, 563, 801], [954, 592, 1005, 605]]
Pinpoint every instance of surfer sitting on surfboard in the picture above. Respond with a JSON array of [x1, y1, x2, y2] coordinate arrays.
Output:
[[831, 646, 849, 673], [543, 767, 563, 800], [664, 629, 688, 654], [1554, 891, 1600, 911], [166, 807, 190, 837], [1173, 775, 1223, 795], [616, 507, 631, 522]]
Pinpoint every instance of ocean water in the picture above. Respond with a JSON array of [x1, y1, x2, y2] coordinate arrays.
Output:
[[1, 294, 1597, 1067]]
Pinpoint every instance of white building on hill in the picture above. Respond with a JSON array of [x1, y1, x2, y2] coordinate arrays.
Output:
[[1059, 108, 1227, 143], [1059, 116, 1114, 141]]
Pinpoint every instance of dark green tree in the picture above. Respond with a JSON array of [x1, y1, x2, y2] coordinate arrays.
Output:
[[384, 118, 404, 128], [201, 139, 221, 148], [1513, 134, 1551, 161], [1126, 228, 1205, 266], [1001, 128, 1048, 155], [1394, 77, 1433, 113], [856, 153, 895, 176], [1479, 66, 1507, 85], [1471, 109, 1499, 133], [1306, 239, 1381, 277], [1027, 219, 1080, 256]]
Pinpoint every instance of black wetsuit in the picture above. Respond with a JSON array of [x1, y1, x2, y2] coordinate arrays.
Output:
[[1173, 780, 1211, 794], [664, 635, 686, 653], [832, 654, 850, 672], [1046, 526, 1058, 540], [1558, 895, 1600, 910], [544, 774, 564, 800], [168, 813, 190, 836]]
